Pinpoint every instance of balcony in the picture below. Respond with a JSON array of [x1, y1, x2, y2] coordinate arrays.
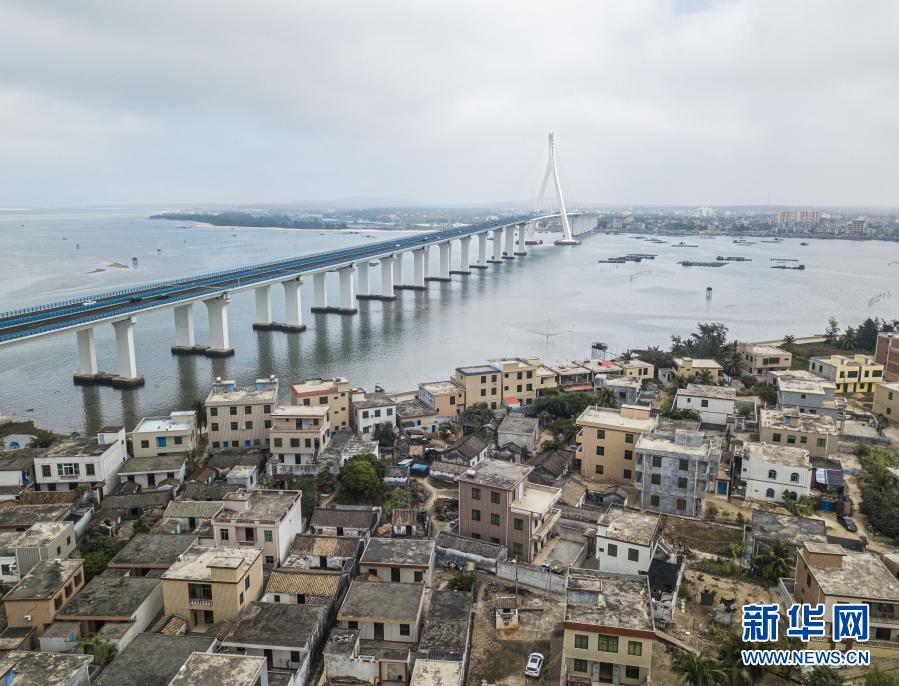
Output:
[[531, 508, 561, 540], [872, 613, 899, 626], [188, 597, 213, 607]]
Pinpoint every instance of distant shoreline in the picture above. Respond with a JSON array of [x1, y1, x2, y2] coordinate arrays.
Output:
[[150, 211, 348, 231]]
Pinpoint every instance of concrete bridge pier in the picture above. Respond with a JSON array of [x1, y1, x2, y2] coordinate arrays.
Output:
[[335, 266, 358, 314], [451, 236, 472, 275], [393, 252, 404, 288], [73, 328, 98, 384], [471, 232, 488, 269], [111, 317, 145, 387], [515, 222, 528, 256], [397, 249, 427, 290], [525, 222, 539, 245], [488, 228, 504, 263], [311, 272, 328, 313], [503, 225, 516, 259], [252, 286, 273, 330], [280, 278, 306, 331], [359, 256, 397, 300], [356, 262, 370, 297], [428, 242, 452, 282], [204, 295, 234, 357], [172, 303, 206, 354]]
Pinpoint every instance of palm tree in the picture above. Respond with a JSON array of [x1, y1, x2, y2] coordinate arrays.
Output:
[[839, 326, 858, 350], [782, 334, 796, 351], [753, 539, 793, 582], [595, 388, 618, 409], [696, 368, 715, 385], [671, 651, 724, 686], [190, 399, 207, 433], [714, 628, 765, 685]]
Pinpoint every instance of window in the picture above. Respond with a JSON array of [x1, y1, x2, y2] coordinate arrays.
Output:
[[790, 472, 800, 482], [772, 432, 782, 442], [41, 465, 51, 477], [157, 436, 167, 448], [264, 530, 273, 542], [607, 543, 618, 557], [650, 495, 660, 507], [596, 429, 605, 440], [471, 509, 481, 521], [264, 420, 271, 429], [471, 487, 481, 501], [514, 518, 524, 531], [574, 634, 588, 649], [628, 548, 639, 562], [628, 640, 643, 656], [767, 469, 777, 480], [74, 572, 82, 586], [85, 464, 95, 476], [245, 421, 253, 430], [209, 407, 218, 417], [652, 455, 662, 468], [800, 436, 808, 444], [174, 436, 183, 445], [787, 435, 796, 444], [239, 592, 244, 605], [230, 422, 238, 431], [624, 450, 633, 460], [679, 459, 689, 471], [595, 464, 604, 475], [347, 621, 358, 629], [273, 438, 283, 448], [816, 438, 826, 448], [188, 583, 213, 601], [596, 446, 605, 456], [597, 635, 618, 652], [651, 474, 660, 485], [676, 498, 687, 511], [625, 666, 640, 680], [265, 555, 274, 564], [625, 433, 634, 444], [765, 488, 775, 498], [573, 659, 588, 673], [490, 513, 501, 526], [211, 423, 219, 432], [57, 463, 79, 476], [701, 399, 709, 408], [677, 477, 687, 489], [263, 404, 271, 414], [490, 491, 500, 504], [623, 469, 632, 479], [229, 407, 237, 416], [54, 595, 62, 609], [140, 440, 150, 449], [220, 529, 229, 541], [399, 623, 410, 636], [414, 571, 423, 583]]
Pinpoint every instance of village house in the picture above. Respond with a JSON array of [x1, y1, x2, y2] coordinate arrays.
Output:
[[161, 546, 264, 631], [759, 408, 839, 458], [0, 652, 92, 686], [875, 332, 899, 382], [212, 489, 303, 566], [167, 652, 267, 686], [391, 392, 439, 434], [130, 411, 198, 458], [417, 380, 465, 422], [674, 384, 737, 426], [0, 521, 75, 583], [457, 459, 561, 562], [575, 405, 658, 483], [107, 532, 198, 576], [769, 370, 841, 419], [291, 376, 352, 432], [359, 538, 435, 586], [0, 503, 74, 532], [93, 633, 216, 686], [741, 442, 814, 502], [542, 361, 594, 390], [874, 381, 899, 422], [563, 569, 655, 686], [745, 510, 828, 561], [595, 506, 663, 576], [497, 415, 540, 453], [287, 534, 362, 570], [441, 434, 488, 467], [309, 506, 380, 538], [738, 343, 793, 377], [33, 426, 128, 497], [808, 354, 884, 394], [594, 375, 643, 406], [350, 392, 397, 438], [0, 450, 36, 502], [263, 568, 346, 607], [3, 559, 85, 635], [268, 404, 331, 481], [157, 499, 224, 541], [616, 358, 655, 380], [671, 357, 723, 381], [117, 454, 186, 489], [417, 589, 473, 664], [205, 377, 278, 452]]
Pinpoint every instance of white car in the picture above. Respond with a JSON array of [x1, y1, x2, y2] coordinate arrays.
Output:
[[81, 300, 97, 307], [525, 652, 544, 678]]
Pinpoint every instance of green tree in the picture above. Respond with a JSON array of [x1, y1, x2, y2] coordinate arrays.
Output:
[[594, 388, 619, 409], [825, 317, 840, 345], [864, 668, 899, 686], [713, 628, 766, 685], [532, 390, 595, 420], [804, 666, 844, 686], [634, 345, 674, 370], [78, 636, 118, 666], [339, 458, 381, 497], [31, 429, 56, 448], [373, 422, 397, 447], [753, 539, 793, 582], [447, 573, 475, 592], [190, 399, 207, 432], [858, 317, 881, 351], [839, 326, 858, 350], [782, 334, 796, 351], [671, 651, 723, 686]]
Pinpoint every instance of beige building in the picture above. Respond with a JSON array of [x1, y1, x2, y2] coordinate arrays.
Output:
[[212, 489, 304, 566], [452, 357, 542, 409], [738, 343, 793, 377], [575, 405, 657, 483], [130, 411, 198, 458], [269, 405, 331, 480], [616, 359, 655, 380], [563, 570, 655, 686], [417, 381, 465, 422], [206, 377, 278, 452], [457, 459, 561, 562], [809, 354, 884, 394], [335, 580, 425, 643], [874, 382, 899, 422], [453, 364, 501, 409], [759, 408, 838, 458], [789, 543, 899, 656], [672, 357, 722, 380], [161, 546, 264, 631], [290, 377, 351, 432], [4, 558, 85, 634]]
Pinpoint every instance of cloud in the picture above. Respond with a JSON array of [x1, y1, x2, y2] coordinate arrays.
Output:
[[0, 0, 897, 207]]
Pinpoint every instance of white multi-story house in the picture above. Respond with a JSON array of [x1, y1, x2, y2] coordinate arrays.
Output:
[[673, 384, 737, 426], [131, 411, 198, 458], [741, 442, 813, 502], [350, 393, 397, 438], [595, 507, 663, 576], [118, 455, 187, 489], [33, 427, 128, 497], [212, 489, 304, 566], [268, 406, 331, 482], [206, 377, 278, 452]]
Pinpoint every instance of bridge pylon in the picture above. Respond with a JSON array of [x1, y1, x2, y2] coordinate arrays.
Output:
[[536, 132, 580, 245]]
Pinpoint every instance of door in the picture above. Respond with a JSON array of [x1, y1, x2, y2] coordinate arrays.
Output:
[[147, 473, 156, 486], [374, 622, 384, 640], [319, 555, 327, 568], [391, 567, 401, 582]]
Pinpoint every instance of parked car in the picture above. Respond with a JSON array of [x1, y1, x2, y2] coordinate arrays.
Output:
[[837, 515, 858, 532], [525, 653, 544, 678]]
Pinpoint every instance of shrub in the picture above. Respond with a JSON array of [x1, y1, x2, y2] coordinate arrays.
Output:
[[447, 573, 475, 592]]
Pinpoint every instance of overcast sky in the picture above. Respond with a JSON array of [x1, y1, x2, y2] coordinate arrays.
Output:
[[1, 1, 897, 208]]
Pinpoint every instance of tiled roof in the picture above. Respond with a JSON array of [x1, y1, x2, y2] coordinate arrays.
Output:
[[266, 570, 342, 596], [290, 534, 359, 558]]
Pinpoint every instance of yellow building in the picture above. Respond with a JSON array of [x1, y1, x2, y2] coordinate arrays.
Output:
[[737, 343, 793, 377], [790, 543, 899, 656], [161, 546, 263, 631], [672, 357, 722, 381], [453, 357, 542, 409], [759, 409, 838, 459], [417, 381, 465, 421], [290, 377, 351, 432], [491, 357, 542, 406], [575, 406, 657, 483], [3, 559, 85, 635], [874, 382, 899, 422], [809, 354, 885, 394], [615, 359, 655, 380], [563, 570, 654, 686]]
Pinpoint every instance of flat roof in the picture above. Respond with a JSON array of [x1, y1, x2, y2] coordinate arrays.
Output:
[[745, 442, 811, 469], [13, 521, 71, 548], [598, 507, 661, 547], [0, 653, 92, 686], [751, 511, 827, 547], [435, 531, 506, 560], [635, 432, 712, 459], [565, 570, 654, 633], [512, 483, 561, 514], [461, 459, 531, 490], [674, 357, 723, 370], [119, 455, 186, 474], [95, 633, 215, 686], [760, 408, 839, 435], [338, 581, 423, 622], [310, 507, 377, 530], [216, 490, 300, 523], [109, 533, 197, 567], [162, 546, 260, 582], [206, 383, 278, 404], [5, 558, 82, 599], [290, 377, 347, 395], [577, 406, 656, 431], [353, 393, 396, 409], [411, 659, 464, 686], [271, 405, 329, 418], [498, 415, 539, 435], [224, 602, 326, 649], [605, 375, 642, 388], [418, 590, 472, 657], [59, 575, 160, 619], [454, 364, 498, 375], [742, 344, 789, 356], [132, 413, 195, 434], [419, 380, 463, 395], [678, 384, 737, 400], [43, 437, 108, 458], [396, 397, 436, 419], [803, 547, 899, 602], [0, 450, 37, 472], [361, 538, 434, 566], [167, 652, 265, 686]]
